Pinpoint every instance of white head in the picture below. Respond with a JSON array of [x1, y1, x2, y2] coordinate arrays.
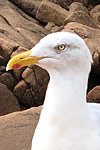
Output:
[[31, 32, 92, 75], [6, 32, 92, 77]]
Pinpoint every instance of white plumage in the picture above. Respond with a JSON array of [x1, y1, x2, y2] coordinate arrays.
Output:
[[30, 32, 100, 150]]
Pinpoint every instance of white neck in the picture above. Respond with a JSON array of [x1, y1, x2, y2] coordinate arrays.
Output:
[[41, 69, 91, 128], [45, 70, 88, 105]]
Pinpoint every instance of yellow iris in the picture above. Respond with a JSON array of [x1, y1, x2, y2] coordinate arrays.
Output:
[[58, 44, 65, 51]]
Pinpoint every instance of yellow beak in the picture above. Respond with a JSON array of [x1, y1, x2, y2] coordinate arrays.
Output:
[[6, 50, 43, 71]]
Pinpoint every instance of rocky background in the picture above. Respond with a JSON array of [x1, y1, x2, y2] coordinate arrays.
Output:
[[0, 0, 100, 150]]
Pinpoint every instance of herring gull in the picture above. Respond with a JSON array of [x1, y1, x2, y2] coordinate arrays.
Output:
[[6, 32, 100, 150]]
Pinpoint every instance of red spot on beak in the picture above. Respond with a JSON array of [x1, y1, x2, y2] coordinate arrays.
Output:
[[12, 64, 22, 69]]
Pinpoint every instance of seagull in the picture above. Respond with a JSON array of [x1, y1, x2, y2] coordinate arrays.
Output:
[[6, 32, 100, 150]]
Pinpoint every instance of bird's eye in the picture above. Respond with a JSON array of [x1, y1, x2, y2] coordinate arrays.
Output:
[[58, 44, 65, 51]]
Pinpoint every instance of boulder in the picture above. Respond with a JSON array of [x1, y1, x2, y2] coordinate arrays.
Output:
[[0, 83, 21, 116], [90, 5, 100, 25], [13, 68, 25, 81], [0, 106, 42, 150], [0, 0, 49, 49], [13, 80, 27, 103], [0, 72, 15, 90], [13, 66, 49, 107], [0, 38, 18, 63], [36, 0, 68, 26], [9, 0, 42, 17], [64, 11, 99, 29], [69, 2, 89, 14], [22, 67, 36, 84], [87, 86, 100, 103]]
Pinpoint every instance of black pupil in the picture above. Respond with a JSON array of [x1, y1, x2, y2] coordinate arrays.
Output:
[[61, 45, 63, 49]]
